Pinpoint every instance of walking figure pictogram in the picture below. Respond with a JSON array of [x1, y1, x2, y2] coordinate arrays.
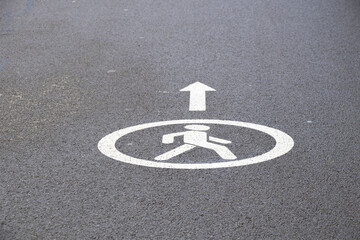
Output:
[[155, 125, 237, 161]]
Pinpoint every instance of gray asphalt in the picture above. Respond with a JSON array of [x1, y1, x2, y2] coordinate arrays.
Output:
[[1, 0, 359, 239]]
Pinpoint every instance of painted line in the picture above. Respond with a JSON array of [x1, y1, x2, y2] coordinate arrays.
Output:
[[98, 119, 294, 169]]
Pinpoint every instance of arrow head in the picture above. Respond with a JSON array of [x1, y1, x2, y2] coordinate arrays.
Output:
[[180, 81, 216, 92]]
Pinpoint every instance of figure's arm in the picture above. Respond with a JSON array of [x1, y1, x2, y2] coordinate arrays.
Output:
[[209, 136, 232, 144], [162, 132, 187, 144]]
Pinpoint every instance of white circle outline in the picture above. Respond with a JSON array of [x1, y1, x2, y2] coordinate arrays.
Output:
[[98, 119, 294, 169]]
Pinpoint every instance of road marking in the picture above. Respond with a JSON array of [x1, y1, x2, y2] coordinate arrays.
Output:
[[180, 82, 216, 111], [155, 124, 236, 160], [98, 119, 294, 169]]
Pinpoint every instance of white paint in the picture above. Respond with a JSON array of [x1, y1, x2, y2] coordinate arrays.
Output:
[[154, 124, 236, 160], [107, 70, 116, 73], [209, 136, 232, 145], [307, 121, 312, 123], [98, 119, 294, 169], [155, 144, 196, 161], [180, 82, 216, 111]]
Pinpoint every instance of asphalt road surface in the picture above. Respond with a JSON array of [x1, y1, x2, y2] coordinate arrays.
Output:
[[1, 0, 359, 239]]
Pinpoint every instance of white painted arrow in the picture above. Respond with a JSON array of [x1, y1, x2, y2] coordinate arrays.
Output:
[[180, 81, 216, 111]]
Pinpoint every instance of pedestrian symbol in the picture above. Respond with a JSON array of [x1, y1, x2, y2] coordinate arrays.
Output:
[[155, 125, 236, 161]]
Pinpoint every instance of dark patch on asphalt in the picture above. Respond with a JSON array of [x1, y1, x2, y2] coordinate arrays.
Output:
[[0, 0, 34, 34], [0, 59, 7, 73]]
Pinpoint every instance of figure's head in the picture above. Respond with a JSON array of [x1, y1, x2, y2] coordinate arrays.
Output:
[[184, 125, 210, 131]]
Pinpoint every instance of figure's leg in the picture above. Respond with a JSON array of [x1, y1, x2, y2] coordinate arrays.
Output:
[[155, 144, 196, 161], [195, 142, 237, 160]]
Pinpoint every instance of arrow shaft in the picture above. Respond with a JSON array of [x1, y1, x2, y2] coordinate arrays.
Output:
[[189, 91, 206, 111]]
